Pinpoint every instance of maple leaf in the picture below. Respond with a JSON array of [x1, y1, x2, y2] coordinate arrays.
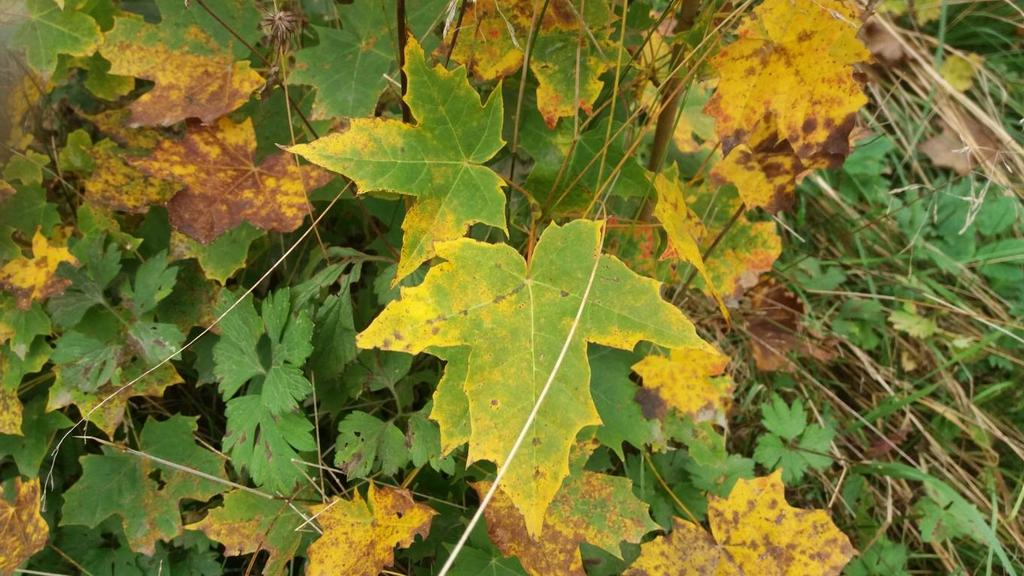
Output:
[[306, 483, 437, 576], [48, 363, 183, 437], [190, 490, 304, 576], [746, 279, 834, 371], [99, 0, 263, 126], [623, 518, 724, 576], [475, 470, 657, 575], [0, 230, 77, 309], [359, 219, 705, 535], [61, 416, 225, 555], [651, 165, 727, 317], [84, 140, 182, 214], [447, 0, 617, 127], [632, 344, 735, 427], [627, 472, 856, 575], [9, 0, 101, 76], [712, 144, 801, 214], [289, 0, 445, 119], [291, 19, 393, 120], [590, 347, 661, 460], [704, 0, 869, 162], [290, 38, 506, 281], [0, 477, 48, 573], [689, 184, 782, 300], [0, 386, 21, 435], [131, 117, 331, 243]]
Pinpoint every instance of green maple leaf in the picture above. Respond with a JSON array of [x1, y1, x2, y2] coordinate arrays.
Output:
[[61, 416, 225, 555], [0, 183, 60, 238], [589, 346, 660, 460], [334, 410, 409, 478], [10, 0, 101, 75], [290, 38, 507, 281], [291, 11, 392, 120], [520, 115, 652, 215], [190, 490, 305, 576], [0, 395, 71, 476], [290, 0, 446, 119], [358, 219, 704, 535]]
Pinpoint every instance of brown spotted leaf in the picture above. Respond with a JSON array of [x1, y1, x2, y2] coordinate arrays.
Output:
[[632, 344, 735, 427], [475, 470, 657, 576], [98, 0, 262, 126], [306, 483, 436, 576], [84, 140, 182, 213], [711, 143, 801, 214], [0, 230, 77, 309], [624, 518, 728, 576], [0, 477, 49, 573], [628, 472, 855, 575], [190, 490, 305, 576], [746, 280, 834, 372], [705, 0, 869, 162], [130, 117, 331, 243]]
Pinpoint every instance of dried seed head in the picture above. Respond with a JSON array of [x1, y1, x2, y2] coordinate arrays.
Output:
[[261, 7, 300, 50]]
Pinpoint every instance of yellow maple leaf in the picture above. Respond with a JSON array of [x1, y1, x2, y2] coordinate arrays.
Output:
[[0, 230, 77, 309], [652, 165, 728, 318], [0, 385, 22, 435], [100, 10, 263, 127], [632, 344, 734, 426], [712, 143, 802, 213], [446, 0, 616, 127], [306, 483, 437, 576], [474, 470, 657, 576], [627, 471, 856, 575], [705, 0, 869, 161], [0, 478, 49, 573], [624, 517, 724, 575], [84, 140, 182, 214]]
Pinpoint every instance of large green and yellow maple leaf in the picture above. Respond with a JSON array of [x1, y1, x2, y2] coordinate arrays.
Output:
[[358, 219, 706, 535], [291, 38, 506, 281]]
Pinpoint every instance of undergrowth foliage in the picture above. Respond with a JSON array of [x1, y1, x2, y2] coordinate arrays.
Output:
[[2, 0, 994, 573]]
